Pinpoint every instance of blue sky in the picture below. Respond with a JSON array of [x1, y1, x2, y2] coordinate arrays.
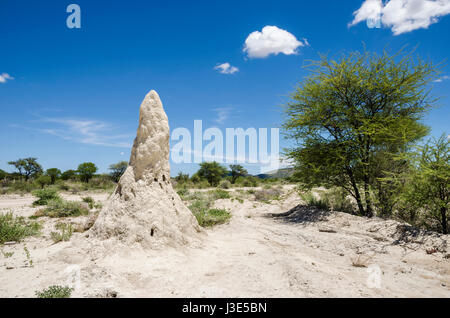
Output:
[[1, 0, 449, 176]]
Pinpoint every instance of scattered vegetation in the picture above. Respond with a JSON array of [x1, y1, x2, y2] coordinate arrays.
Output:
[[35, 285, 73, 298], [35, 199, 89, 218], [0, 213, 41, 244], [32, 188, 60, 206], [23, 246, 33, 267], [82, 196, 95, 209], [254, 187, 282, 202], [50, 223, 73, 243]]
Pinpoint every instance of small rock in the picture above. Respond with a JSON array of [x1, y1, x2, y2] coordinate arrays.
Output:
[[6, 266, 14, 270]]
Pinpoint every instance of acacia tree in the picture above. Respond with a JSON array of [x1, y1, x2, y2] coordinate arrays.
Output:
[[229, 164, 247, 184], [77, 162, 98, 183], [398, 135, 449, 234], [8, 158, 43, 181], [197, 161, 228, 186], [46, 168, 61, 184], [109, 161, 128, 182], [283, 49, 437, 217]]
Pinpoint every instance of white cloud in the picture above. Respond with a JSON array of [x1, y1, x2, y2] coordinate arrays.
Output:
[[38, 117, 132, 148], [434, 75, 450, 82], [0, 73, 14, 83], [243, 25, 308, 59], [213, 107, 232, 124], [350, 0, 450, 35], [214, 62, 239, 74]]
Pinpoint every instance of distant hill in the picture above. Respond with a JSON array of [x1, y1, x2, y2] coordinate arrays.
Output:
[[255, 167, 294, 179]]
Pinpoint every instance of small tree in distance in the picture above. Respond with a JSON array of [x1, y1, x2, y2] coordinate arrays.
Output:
[[109, 161, 128, 182], [61, 170, 77, 181], [77, 162, 98, 183], [8, 158, 43, 181], [197, 161, 228, 187], [46, 168, 61, 184], [230, 164, 247, 184]]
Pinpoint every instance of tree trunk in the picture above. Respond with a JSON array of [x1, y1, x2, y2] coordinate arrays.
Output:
[[441, 206, 448, 234], [364, 177, 373, 218], [346, 167, 365, 216]]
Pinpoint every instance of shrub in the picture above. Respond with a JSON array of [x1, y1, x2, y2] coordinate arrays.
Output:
[[0, 212, 41, 244], [254, 187, 282, 202], [219, 180, 232, 189], [35, 285, 73, 298], [32, 188, 61, 206], [35, 175, 52, 189], [300, 191, 330, 210], [176, 187, 189, 199], [39, 199, 89, 218], [191, 207, 231, 227], [321, 188, 354, 214], [7, 180, 39, 193], [50, 223, 73, 243], [208, 189, 231, 200], [82, 196, 95, 209]]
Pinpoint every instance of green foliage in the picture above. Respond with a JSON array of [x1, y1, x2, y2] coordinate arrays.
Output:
[[208, 189, 231, 200], [0, 213, 41, 244], [39, 199, 90, 218], [175, 172, 190, 184], [82, 196, 95, 209], [77, 162, 98, 183], [284, 48, 437, 217], [196, 161, 228, 186], [219, 179, 232, 189], [8, 157, 43, 180], [7, 180, 39, 193], [300, 191, 330, 210], [50, 223, 73, 243], [230, 164, 247, 184], [188, 199, 231, 227], [109, 161, 128, 182], [32, 188, 61, 206], [35, 175, 52, 189], [61, 170, 77, 181], [35, 285, 73, 298], [395, 135, 449, 233], [0, 169, 7, 180], [46, 168, 61, 184]]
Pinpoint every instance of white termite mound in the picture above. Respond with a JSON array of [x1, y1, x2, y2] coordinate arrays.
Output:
[[90, 90, 201, 248]]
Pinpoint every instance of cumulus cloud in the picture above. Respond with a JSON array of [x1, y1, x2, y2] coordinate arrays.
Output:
[[243, 25, 308, 58], [350, 0, 450, 35], [0, 73, 14, 83], [214, 62, 239, 74]]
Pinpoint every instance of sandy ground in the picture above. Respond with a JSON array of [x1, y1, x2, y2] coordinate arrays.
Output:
[[0, 186, 448, 298]]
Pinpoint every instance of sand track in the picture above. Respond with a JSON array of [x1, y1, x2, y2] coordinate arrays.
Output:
[[0, 187, 448, 298]]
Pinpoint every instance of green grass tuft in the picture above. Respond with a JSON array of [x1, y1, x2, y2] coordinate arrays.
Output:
[[0, 212, 41, 244]]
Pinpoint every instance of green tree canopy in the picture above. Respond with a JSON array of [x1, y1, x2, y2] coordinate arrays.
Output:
[[46, 168, 61, 184], [283, 49, 437, 217], [0, 169, 7, 179], [197, 161, 228, 186], [229, 164, 248, 184], [8, 158, 43, 181], [109, 161, 128, 182], [77, 162, 98, 183], [398, 134, 449, 234], [61, 169, 77, 181]]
